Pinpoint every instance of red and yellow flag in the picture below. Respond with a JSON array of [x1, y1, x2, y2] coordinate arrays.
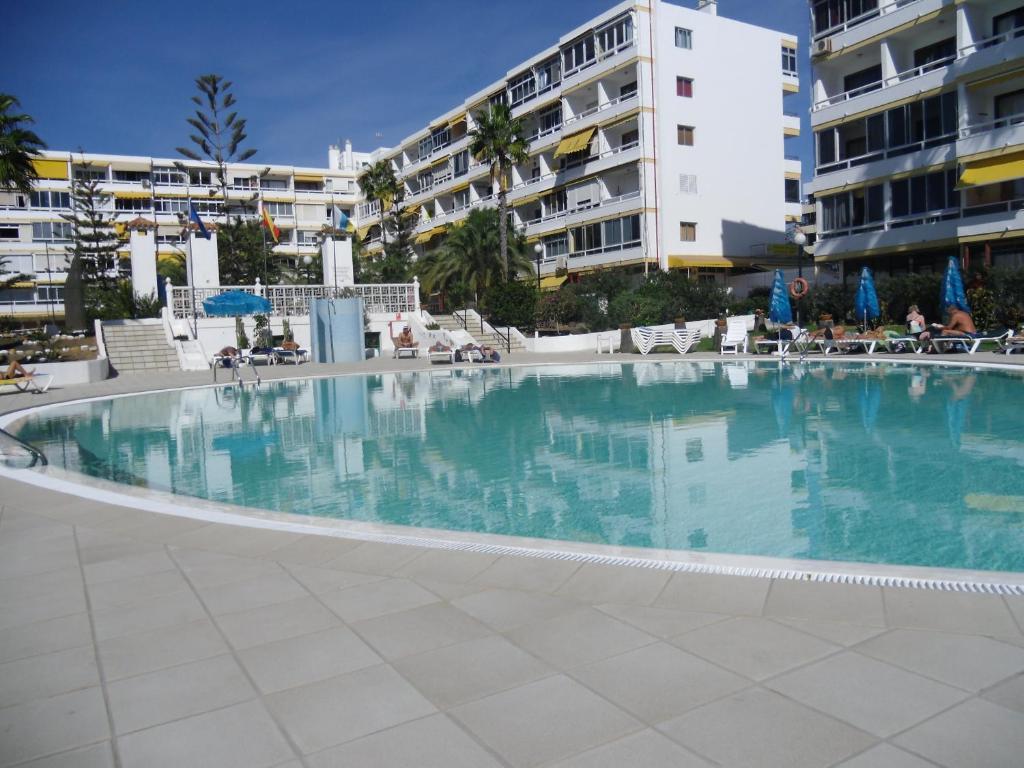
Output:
[[261, 206, 280, 243]]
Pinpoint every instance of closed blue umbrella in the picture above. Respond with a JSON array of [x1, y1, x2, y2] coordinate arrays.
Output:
[[202, 290, 272, 317], [768, 269, 792, 325], [940, 257, 971, 315], [854, 266, 880, 327]]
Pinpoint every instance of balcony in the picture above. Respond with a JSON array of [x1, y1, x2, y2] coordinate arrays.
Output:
[[811, 57, 952, 122], [807, 130, 956, 194], [811, 0, 948, 49], [783, 113, 801, 135], [957, 111, 1024, 159], [523, 190, 642, 239], [561, 38, 637, 95], [506, 141, 641, 206]]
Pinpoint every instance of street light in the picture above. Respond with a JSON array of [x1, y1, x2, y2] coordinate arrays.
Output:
[[792, 229, 807, 279], [302, 254, 313, 284], [533, 242, 543, 291]]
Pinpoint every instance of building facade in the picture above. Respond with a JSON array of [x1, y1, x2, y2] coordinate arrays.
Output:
[[0, 144, 368, 323], [807, 0, 1024, 277], [355, 0, 801, 286]]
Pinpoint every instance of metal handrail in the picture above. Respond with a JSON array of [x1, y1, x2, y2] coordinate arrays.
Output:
[[0, 428, 48, 469]]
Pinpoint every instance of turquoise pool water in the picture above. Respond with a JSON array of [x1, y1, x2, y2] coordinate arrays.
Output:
[[11, 362, 1024, 572]]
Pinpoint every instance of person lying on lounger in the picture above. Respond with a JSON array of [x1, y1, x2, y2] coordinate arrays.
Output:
[[3, 359, 34, 380], [216, 346, 240, 367], [480, 345, 501, 363], [429, 341, 451, 352], [395, 326, 418, 348]]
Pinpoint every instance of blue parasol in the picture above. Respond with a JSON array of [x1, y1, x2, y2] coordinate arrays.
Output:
[[202, 290, 272, 317], [768, 269, 793, 325], [854, 266, 880, 327], [940, 257, 971, 315]]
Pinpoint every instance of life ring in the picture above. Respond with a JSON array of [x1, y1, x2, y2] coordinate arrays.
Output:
[[788, 277, 809, 299]]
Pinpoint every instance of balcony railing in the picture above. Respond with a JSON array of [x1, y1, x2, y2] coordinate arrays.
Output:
[[563, 91, 637, 128], [958, 111, 1024, 139], [816, 130, 956, 175], [170, 281, 420, 319], [820, 206, 959, 240], [958, 26, 1024, 57], [562, 36, 636, 81], [812, 0, 919, 42], [521, 190, 641, 228], [813, 54, 955, 111]]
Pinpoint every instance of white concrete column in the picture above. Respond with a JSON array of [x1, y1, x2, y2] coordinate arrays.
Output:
[[190, 233, 220, 287], [880, 40, 897, 84], [957, 6, 975, 53], [128, 229, 158, 298], [322, 237, 354, 288]]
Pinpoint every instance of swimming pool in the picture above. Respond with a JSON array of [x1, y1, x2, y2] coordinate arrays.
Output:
[[9, 361, 1024, 573]]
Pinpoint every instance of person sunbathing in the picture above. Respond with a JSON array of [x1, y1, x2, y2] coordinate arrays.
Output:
[[395, 327, 418, 348], [3, 360, 34, 380], [919, 308, 978, 352], [429, 341, 451, 352]]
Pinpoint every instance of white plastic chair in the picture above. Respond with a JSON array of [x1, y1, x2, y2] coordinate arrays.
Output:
[[720, 318, 748, 355]]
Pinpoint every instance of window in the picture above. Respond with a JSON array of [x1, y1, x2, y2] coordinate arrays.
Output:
[[114, 197, 151, 212], [994, 6, 1024, 38], [188, 200, 221, 215], [679, 222, 697, 241], [73, 166, 107, 182], [676, 77, 693, 98], [152, 167, 187, 186], [431, 127, 450, 152], [890, 169, 958, 219], [621, 129, 639, 147], [30, 191, 70, 209], [913, 37, 955, 71], [154, 198, 189, 214], [418, 170, 433, 191], [509, 71, 537, 107], [157, 233, 186, 245], [0, 226, 19, 239], [231, 176, 256, 189], [544, 189, 567, 216], [782, 46, 798, 76], [536, 56, 561, 94], [31, 222, 73, 241], [488, 90, 508, 108], [812, 0, 880, 37], [294, 180, 322, 192], [539, 104, 562, 135], [452, 150, 469, 177], [417, 136, 433, 160], [820, 182, 886, 232], [260, 178, 288, 190], [188, 169, 213, 186], [563, 35, 596, 73], [597, 15, 633, 54], [675, 27, 692, 49], [679, 174, 698, 194], [677, 125, 695, 146], [112, 170, 150, 183], [785, 179, 800, 203], [569, 221, 602, 254], [263, 201, 293, 217], [38, 286, 63, 303], [620, 81, 637, 99], [843, 64, 882, 96], [1, 254, 32, 273], [296, 230, 319, 246], [686, 438, 703, 463], [543, 233, 568, 259], [452, 189, 470, 210]]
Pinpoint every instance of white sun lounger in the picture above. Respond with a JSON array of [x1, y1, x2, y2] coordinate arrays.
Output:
[[755, 328, 807, 356], [881, 336, 921, 354], [427, 348, 456, 364], [719, 318, 748, 355], [816, 337, 880, 355], [631, 327, 702, 355], [393, 346, 419, 359], [931, 330, 1010, 354]]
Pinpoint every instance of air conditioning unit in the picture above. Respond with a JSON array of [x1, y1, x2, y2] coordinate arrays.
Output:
[[812, 38, 832, 58]]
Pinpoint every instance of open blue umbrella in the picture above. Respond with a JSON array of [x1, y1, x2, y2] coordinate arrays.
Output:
[[940, 257, 971, 315], [854, 266, 880, 327], [202, 290, 271, 317], [768, 269, 792, 325]]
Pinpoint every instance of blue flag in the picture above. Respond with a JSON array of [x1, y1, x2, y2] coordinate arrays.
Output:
[[189, 202, 211, 240]]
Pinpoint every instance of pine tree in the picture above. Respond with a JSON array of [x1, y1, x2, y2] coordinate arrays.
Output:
[[60, 163, 119, 328], [378, 204, 418, 282]]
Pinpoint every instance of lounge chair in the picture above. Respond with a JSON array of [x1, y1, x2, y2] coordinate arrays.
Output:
[[754, 327, 806, 356], [997, 334, 1024, 355], [427, 347, 455, 364], [392, 344, 419, 359], [719, 318, 748, 355], [0, 373, 53, 394], [881, 336, 921, 354], [931, 330, 1010, 354], [631, 327, 702, 355], [274, 347, 307, 364], [460, 347, 484, 363], [817, 336, 880, 355]]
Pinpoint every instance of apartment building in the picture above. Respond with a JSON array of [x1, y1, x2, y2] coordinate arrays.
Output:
[[807, 0, 1024, 276], [355, 0, 802, 286], [0, 143, 368, 322]]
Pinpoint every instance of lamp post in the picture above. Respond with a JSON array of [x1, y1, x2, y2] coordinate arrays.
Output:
[[533, 242, 543, 292], [792, 229, 807, 279], [302, 254, 313, 284]]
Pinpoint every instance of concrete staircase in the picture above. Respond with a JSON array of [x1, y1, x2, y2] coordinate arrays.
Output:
[[432, 313, 527, 354], [101, 321, 180, 375]]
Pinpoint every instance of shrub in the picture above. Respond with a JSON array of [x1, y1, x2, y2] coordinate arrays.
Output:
[[481, 280, 539, 330]]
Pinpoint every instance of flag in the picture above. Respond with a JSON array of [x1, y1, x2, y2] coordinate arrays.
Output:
[[261, 205, 280, 243], [189, 202, 211, 240], [336, 210, 355, 234]]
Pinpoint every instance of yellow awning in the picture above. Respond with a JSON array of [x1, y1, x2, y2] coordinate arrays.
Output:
[[262, 195, 294, 203], [414, 226, 446, 245], [8, 281, 35, 289], [957, 151, 1024, 189], [514, 192, 541, 207], [156, 192, 189, 198], [668, 256, 737, 269], [402, 204, 421, 217], [117, 251, 132, 261], [356, 225, 372, 240], [293, 174, 323, 183], [32, 159, 69, 180], [553, 127, 596, 158], [114, 190, 152, 199], [540, 275, 567, 290], [448, 181, 470, 195], [430, 156, 450, 169], [449, 114, 467, 129]]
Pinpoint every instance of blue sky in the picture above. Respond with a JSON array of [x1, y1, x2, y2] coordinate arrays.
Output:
[[6, 0, 810, 172]]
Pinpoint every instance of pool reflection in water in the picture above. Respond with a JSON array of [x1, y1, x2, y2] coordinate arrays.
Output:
[[12, 361, 1024, 573]]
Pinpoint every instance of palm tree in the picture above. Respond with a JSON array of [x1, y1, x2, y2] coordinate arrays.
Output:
[[357, 160, 401, 252], [469, 103, 529, 277], [421, 208, 533, 304], [0, 94, 46, 196]]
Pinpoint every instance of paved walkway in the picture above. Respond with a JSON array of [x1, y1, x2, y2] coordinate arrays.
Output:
[[2, 353, 1024, 767]]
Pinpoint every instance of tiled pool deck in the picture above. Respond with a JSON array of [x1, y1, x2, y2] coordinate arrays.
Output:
[[2, 353, 1024, 768]]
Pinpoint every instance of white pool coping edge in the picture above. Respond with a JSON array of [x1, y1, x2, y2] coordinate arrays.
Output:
[[3, 357, 1024, 596]]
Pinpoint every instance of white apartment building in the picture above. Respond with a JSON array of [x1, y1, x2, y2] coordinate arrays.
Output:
[[0, 143, 368, 322], [808, 0, 1024, 276], [355, 0, 802, 287]]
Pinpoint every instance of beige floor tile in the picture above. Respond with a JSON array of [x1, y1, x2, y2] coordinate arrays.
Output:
[[595, 603, 728, 639], [107, 654, 255, 734], [549, 729, 714, 768], [0, 687, 109, 768], [658, 687, 874, 768], [91, 589, 206, 641], [97, 618, 228, 681], [982, 671, 1024, 713], [318, 578, 439, 623], [12, 742, 114, 768], [833, 743, 940, 768], [473, 555, 581, 593], [261, 535, 362, 566], [237, 626, 381, 694], [506, 607, 656, 670], [0, 645, 99, 709], [894, 698, 1024, 768], [766, 651, 970, 737], [265, 664, 436, 754], [194, 570, 308, 616], [556, 563, 671, 605], [82, 550, 176, 586], [572, 641, 749, 724], [883, 588, 1020, 636], [305, 713, 503, 768], [282, 563, 383, 594], [452, 588, 583, 632], [764, 580, 885, 625], [0, 612, 92, 665], [87, 569, 189, 611], [450, 674, 641, 768], [394, 548, 498, 583], [352, 602, 491, 660], [655, 572, 770, 616], [324, 541, 426, 575], [214, 596, 340, 651], [771, 616, 887, 646], [393, 634, 553, 708]]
